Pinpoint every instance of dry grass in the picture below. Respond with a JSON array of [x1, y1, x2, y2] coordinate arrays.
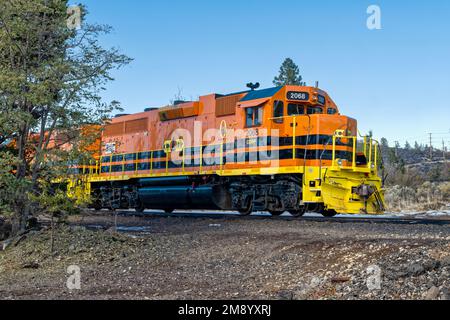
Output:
[[385, 181, 450, 212]]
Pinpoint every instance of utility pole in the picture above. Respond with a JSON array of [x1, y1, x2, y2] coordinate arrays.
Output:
[[443, 140, 447, 162], [429, 133, 433, 160]]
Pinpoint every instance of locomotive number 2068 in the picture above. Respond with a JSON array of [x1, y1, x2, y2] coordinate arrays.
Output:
[[287, 91, 309, 101]]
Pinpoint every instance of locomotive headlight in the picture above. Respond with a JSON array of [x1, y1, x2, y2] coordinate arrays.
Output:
[[337, 159, 343, 167], [371, 163, 376, 169]]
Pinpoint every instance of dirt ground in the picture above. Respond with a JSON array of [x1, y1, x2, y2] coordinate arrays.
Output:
[[0, 212, 449, 300]]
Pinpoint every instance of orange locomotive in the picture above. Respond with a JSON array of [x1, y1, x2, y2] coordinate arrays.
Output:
[[73, 85, 386, 217]]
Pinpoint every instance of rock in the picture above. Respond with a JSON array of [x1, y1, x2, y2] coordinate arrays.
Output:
[[26, 217, 39, 230], [441, 288, 450, 300], [423, 260, 440, 271], [407, 263, 425, 276], [1, 239, 12, 251], [0, 219, 12, 241], [277, 290, 294, 300], [331, 276, 351, 283], [384, 267, 407, 280], [424, 286, 440, 300], [21, 262, 40, 269], [105, 227, 117, 234], [440, 256, 450, 267]]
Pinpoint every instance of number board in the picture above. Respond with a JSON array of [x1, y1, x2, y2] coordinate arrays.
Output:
[[287, 91, 309, 101], [318, 94, 326, 105]]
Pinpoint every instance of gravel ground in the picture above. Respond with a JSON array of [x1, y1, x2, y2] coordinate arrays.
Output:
[[0, 212, 449, 300]]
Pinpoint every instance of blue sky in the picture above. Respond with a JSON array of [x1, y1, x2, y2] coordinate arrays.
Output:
[[78, 0, 450, 147]]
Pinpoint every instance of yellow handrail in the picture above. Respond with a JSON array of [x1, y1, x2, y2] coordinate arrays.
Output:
[[332, 135, 336, 164], [150, 151, 154, 175], [200, 145, 203, 173], [292, 116, 297, 160], [135, 153, 138, 174], [220, 141, 224, 172], [331, 134, 379, 172]]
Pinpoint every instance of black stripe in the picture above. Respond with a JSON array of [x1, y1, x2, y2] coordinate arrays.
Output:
[[101, 135, 352, 164], [100, 149, 354, 173]]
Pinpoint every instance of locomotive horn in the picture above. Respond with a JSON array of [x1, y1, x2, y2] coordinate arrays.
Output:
[[246, 82, 260, 91]]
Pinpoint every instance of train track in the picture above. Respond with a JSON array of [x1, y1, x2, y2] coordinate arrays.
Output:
[[92, 210, 450, 227]]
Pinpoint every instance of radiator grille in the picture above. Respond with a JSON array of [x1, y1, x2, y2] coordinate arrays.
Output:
[[125, 118, 147, 134], [215, 94, 241, 117], [104, 123, 124, 137]]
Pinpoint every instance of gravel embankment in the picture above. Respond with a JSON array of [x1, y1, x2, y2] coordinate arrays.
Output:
[[0, 213, 449, 300]]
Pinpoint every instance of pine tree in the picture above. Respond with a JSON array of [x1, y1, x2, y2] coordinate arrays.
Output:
[[273, 58, 305, 86], [0, 0, 131, 234], [380, 138, 389, 150], [414, 141, 421, 151], [405, 141, 411, 150]]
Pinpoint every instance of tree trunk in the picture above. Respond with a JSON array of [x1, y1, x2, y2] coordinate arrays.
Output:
[[50, 214, 54, 254]]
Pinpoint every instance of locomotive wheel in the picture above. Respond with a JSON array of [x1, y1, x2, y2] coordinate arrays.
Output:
[[321, 209, 338, 218], [289, 208, 306, 218], [269, 211, 284, 216], [238, 198, 253, 216], [238, 208, 253, 216], [135, 204, 145, 213]]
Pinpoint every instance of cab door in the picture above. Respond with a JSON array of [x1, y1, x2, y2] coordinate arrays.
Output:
[[271, 100, 286, 139]]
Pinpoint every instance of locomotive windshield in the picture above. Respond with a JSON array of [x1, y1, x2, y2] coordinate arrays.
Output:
[[288, 103, 305, 116], [287, 104, 325, 115], [327, 108, 338, 115], [307, 106, 323, 114]]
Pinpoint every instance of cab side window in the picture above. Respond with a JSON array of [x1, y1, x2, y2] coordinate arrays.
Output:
[[245, 107, 264, 127], [288, 103, 305, 116], [246, 108, 253, 127], [273, 100, 284, 123], [255, 107, 263, 126]]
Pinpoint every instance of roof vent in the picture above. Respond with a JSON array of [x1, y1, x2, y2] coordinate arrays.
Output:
[[114, 114, 130, 118], [144, 108, 157, 112]]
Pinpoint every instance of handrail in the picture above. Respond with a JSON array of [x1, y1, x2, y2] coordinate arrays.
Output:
[[292, 116, 297, 160], [331, 133, 379, 173], [268, 115, 302, 121], [84, 130, 381, 177]]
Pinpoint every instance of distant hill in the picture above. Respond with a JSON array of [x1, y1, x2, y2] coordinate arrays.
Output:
[[379, 145, 449, 212], [379, 144, 449, 184], [392, 148, 449, 166]]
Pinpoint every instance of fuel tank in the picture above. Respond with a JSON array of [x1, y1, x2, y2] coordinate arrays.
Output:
[[139, 176, 191, 187], [138, 185, 220, 210]]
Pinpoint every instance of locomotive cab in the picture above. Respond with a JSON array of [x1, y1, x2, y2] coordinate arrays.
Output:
[[231, 85, 384, 215]]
